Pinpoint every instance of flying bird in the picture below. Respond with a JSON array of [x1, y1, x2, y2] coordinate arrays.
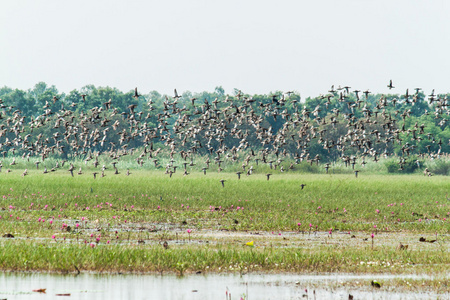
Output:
[[387, 80, 395, 89]]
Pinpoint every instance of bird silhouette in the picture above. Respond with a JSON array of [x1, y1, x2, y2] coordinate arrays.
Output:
[[387, 79, 395, 89], [133, 87, 140, 99]]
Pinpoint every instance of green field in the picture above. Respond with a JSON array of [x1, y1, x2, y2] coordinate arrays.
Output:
[[0, 172, 449, 276]]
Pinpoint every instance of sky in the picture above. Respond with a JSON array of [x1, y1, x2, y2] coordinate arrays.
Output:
[[1, 0, 450, 99]]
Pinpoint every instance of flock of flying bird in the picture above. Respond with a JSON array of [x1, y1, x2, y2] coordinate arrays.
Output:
[[0, 80, 448, 185]]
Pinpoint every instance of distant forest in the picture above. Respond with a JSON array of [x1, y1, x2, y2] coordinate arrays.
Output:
[[0, 82, 449, 165]]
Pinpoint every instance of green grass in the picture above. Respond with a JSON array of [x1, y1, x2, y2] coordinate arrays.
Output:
[[1, 171, 449, 232], [0, 237, 450, 275], [0, 171, 449, 274]]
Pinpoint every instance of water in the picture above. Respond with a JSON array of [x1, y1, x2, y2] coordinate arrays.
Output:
[[0, 272, 444, 300]]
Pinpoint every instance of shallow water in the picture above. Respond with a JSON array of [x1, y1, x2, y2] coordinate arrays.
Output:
[[0, 272, 444, 300]]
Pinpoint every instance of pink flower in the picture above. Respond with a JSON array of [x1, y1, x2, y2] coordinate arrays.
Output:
[[76, 223, 80, 228], [187, 229, 192, 234], [52, 235, 56, 239], [90, 243, 95, 248], [297, 223, 301, 226], [371, 233, 374, 238]]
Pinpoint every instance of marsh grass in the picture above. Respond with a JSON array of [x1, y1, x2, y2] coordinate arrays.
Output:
[[0, 172, 449, 233], [0, 172, 450, 273], [1, 238, 450, 275]]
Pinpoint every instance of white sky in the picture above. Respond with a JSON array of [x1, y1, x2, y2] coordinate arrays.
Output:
[[1, 0, 450, 98]]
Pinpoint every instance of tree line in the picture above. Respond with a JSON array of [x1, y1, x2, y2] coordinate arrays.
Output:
[[0, 82, 448, 162]]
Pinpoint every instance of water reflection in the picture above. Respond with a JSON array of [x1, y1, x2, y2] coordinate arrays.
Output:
[[0, 272, 442, 299]]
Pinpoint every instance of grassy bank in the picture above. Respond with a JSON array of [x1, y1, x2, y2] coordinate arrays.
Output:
[[1, 237, 449, 275]]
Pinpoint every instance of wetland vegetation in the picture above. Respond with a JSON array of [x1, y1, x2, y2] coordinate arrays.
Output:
[[0, 171, 449, 281]]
